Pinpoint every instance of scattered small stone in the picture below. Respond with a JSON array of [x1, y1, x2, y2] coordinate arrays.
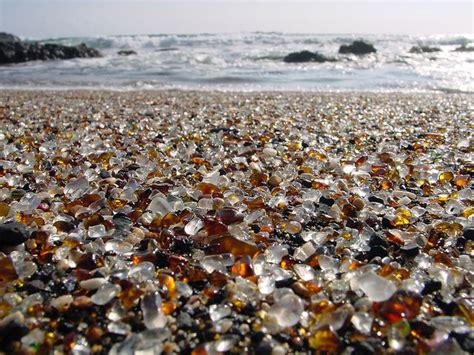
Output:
[[0, 221, 29, 247], [0, 91, 471, 354]]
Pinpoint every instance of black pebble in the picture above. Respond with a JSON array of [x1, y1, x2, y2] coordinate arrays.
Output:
[[319, 196, 335, 206], [456, 236, 467, 250], [176, 312, 193, 329], [256, 341, 274, 355], [401, 246, 419, 258], [275, 277, 295, 288], [250, 331, 265, 344], [10, 189, 26, 199], [127, 163, 141, 171], [366, 245, 388, 260], [452, 332, 474, 353], [346, 218, 361, 229], [368, 195, 384, 204], [422, 280, 442, 295], [369, 233, 389, 248], [433, 295, 457, 315], [463, 228, 473, 241], [113, 213, 132, 228], [351, 341, 376, 355], [0, 320, 29, 348], [382, 217, 393, 229], [99, 170, 111, 178], [0, 221, 30, 247]]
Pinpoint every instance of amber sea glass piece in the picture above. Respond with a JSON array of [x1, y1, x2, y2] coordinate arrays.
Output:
[[308, 326, 340, 352], [374, 291, 421, 323], [207, 235, 259, 257], [0, 256, 18, 283]]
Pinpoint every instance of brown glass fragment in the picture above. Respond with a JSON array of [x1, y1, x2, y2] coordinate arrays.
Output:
[[231, 256, 255, 277], [373, 290, 421, 323], [207, 234, 259, 257], [0, 256, 18, 283], [196, 182, 220, 195], [216, 208, 244, 225]]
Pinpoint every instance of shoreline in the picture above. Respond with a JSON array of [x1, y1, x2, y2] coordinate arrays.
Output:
[[1, 87, 473, 95]]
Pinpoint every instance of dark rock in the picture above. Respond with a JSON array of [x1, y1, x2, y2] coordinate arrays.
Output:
[[452, 332, 474, 353], [400, 245, 419, 258], [209, 127, 239, 134], [0, 317, 29, 351], [409, 46, 441, 54], [256, 340, 274, 355], [99, 170, 111, 178], [176, 312, 193, 329], [10, 189, 26, 199], [366, 245, 388, 259], [283, 50, 335, 63], [339, 40, 377, 55], [112, 213, 132, 228], [454, 45, 474, 52], [422, 280, 442, 295], [0, 32, 21, 43], [299, 178, 312, 188], [117, 50, 137, 56], [368, 195, 384, 204], [0, 221, 30, 247], [433, 295, 457, 315], [355, 245, 387, 262], [456, 236, 467, 251], [155, 47, 179, 52], [346, 217, 362, 230], [382, 217, 393, 229], [351, 340, 376, 354], [250, 331, 265, 344], [463, 227, 473, 241], [275, 277, 295, 288], [0, 33, 101, 64], [369, 233, 389, 248], [319, 196, 335, 206]]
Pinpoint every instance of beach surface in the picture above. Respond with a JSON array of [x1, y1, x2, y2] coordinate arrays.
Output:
[[0, 90, 472, 353]]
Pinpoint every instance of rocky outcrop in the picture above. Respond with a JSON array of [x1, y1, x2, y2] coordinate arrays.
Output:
[[409, 46, 441, 54], [0, 32, 21, 43], [339, 41, 376, 55], [454, 45, 474, 52], [0, 32, 101, 64], [283, 50, 335, 63], [117, 50, 137, 56]]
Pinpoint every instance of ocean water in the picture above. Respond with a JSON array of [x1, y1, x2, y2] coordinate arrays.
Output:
[[0, 32, 473, 92]]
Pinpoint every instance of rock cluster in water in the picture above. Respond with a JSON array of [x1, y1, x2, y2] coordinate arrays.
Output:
[[454, 45, 474, 52], [284, 40, 377, 63], [0, 32, 101, 64], [283, 50, 335, 63], [409, 46, 441, 54], [117, 50, 137, 56], [338, 40, 377, 55], [0, 91, 472, 354]]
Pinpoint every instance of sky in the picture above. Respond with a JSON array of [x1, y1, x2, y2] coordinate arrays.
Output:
[[0, 1, 472, 38]]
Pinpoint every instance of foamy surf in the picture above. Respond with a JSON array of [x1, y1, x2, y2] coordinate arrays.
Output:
[[1, 32, 473, 92]]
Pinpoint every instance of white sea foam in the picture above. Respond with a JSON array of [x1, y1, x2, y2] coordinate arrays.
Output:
[[1, 32, 473, 92]]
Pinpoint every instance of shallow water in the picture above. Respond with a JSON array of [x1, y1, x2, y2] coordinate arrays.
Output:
[[0, 32, 473, 92]]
